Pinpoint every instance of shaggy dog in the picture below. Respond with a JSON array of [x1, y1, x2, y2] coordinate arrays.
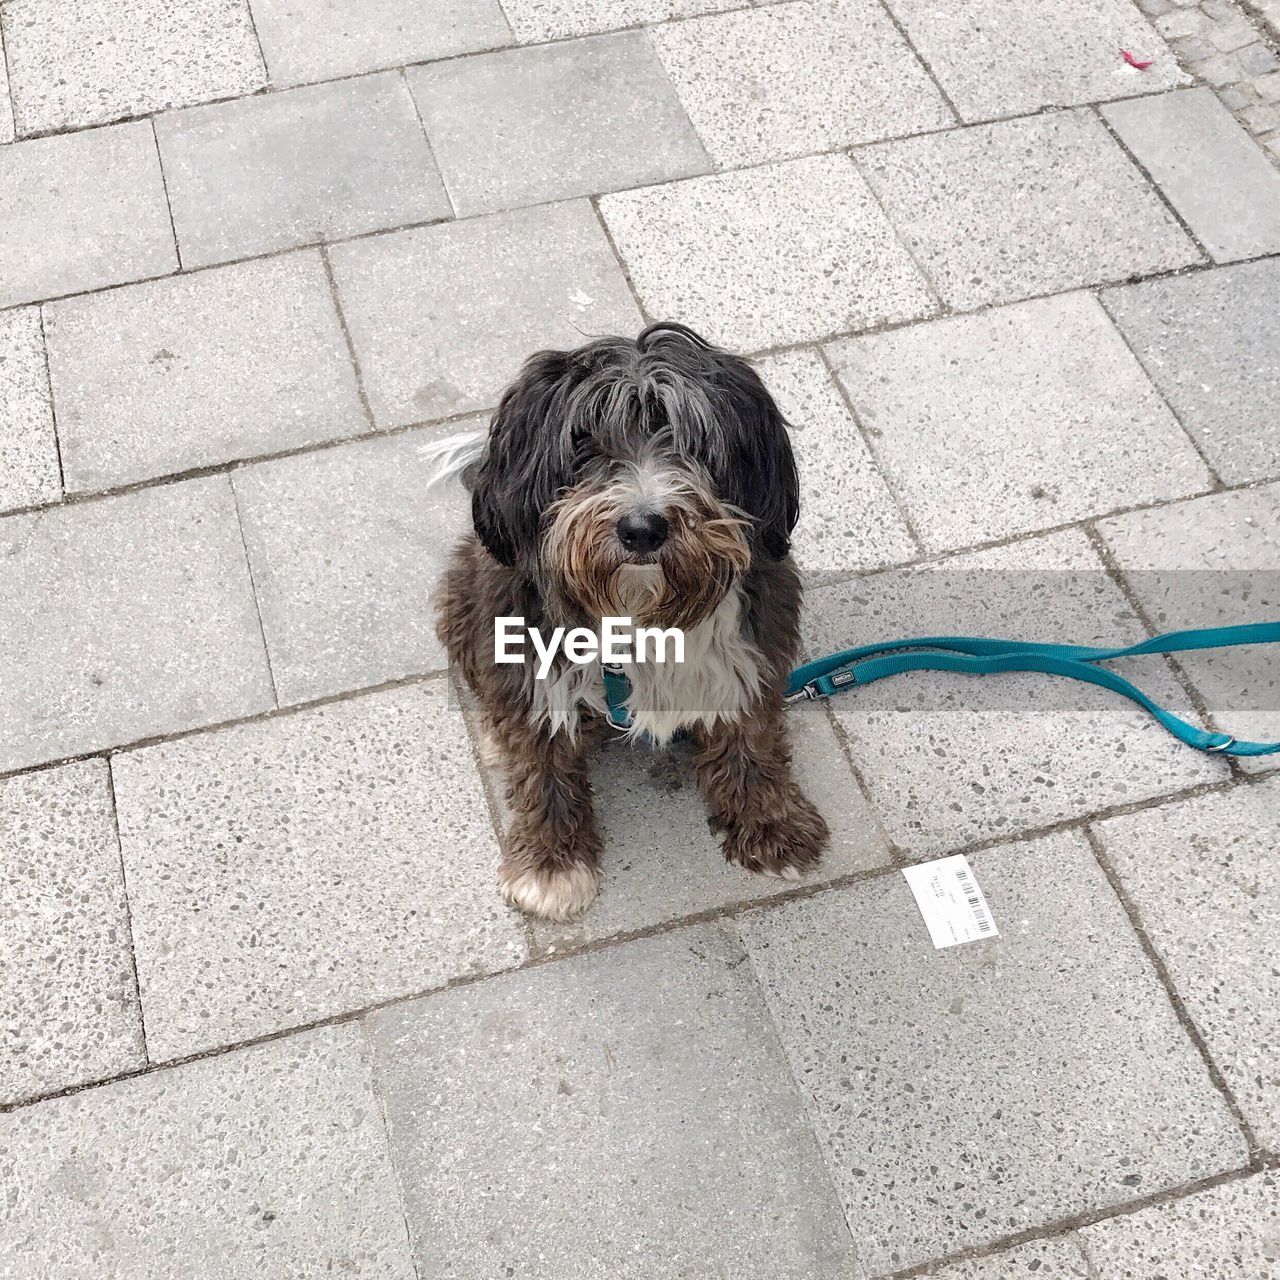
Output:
[[435, 322, 829, 920]]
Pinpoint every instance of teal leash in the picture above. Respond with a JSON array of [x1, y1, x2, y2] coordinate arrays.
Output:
[[784, 622, 1280, 758], [603, 622, 1280, 756]]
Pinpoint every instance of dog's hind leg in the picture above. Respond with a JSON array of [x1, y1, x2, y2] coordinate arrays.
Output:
[[494, 715, 603, 922], [693, 701, 829, 881]]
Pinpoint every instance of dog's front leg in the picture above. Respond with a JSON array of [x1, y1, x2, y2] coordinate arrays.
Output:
[[493, 715, 602, 921], [693, 701, 829, 880]]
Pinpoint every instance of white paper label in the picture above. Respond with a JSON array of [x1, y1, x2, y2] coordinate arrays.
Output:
[[902, 855, 999, 949]]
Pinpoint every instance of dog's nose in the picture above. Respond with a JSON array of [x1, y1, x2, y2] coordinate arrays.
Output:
[[616, 510, 669, 556]]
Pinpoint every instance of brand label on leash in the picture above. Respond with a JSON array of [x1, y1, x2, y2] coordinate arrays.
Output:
[[903, 855, 999, 949]]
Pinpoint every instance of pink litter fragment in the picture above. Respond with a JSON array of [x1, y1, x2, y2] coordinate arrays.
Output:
[[1121, 48, 1154, 69]]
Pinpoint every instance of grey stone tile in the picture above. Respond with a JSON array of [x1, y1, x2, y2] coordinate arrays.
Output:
[[156, 71, 450, 269], [825, 293, 1213, 552], [501, 0, 737, 41], [739, 831, 1248, 1275], [1103, 261, 1280, 484], [248, 0, 513, 87], [802, 530, 1227, 856], [366, 924, 860, 1278], [858, 111, 1201, 310], [600, 155, 936, 350], [0, 760, 145, 1108], [0, 305, 60, 513], [0, 478, 273, 774], [919, 1237, 1092, 1279], [1080, 1172, 1280, 1278], [1103, 88, 1280, 262], [0, 123, 177, 309], [651, 0, 952, 166], [0, 1024, 416, 1279], [1097, 484, 1280, 774], [884, 0, 1185, 122], [0, 0, 265, 135], [531, 704, 892, 951], [234, 423, 474, 705], [407, 33, 708, 216], [45, 252, 366, 493], [112, 682, 524, 1061], [0, 36, 13, 143], [756, 348, 916, 572], [328, 201, 642, 424], [1096, 780, 1280, 1148]]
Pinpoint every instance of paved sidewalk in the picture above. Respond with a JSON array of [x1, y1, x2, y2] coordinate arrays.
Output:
[[2, 1, 1280, 1276]]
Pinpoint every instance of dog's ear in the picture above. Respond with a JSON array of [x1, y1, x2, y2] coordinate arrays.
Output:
[[716, 360, 800, 560], [470, 351, 573, 567]]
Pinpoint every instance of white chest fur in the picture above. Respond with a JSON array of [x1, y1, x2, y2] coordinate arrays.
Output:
[[528, 588, 764, 745]]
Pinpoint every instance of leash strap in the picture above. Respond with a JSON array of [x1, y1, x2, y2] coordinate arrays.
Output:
[[784, 622, 1280, 758]]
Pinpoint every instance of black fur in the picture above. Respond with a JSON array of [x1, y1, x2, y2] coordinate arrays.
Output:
[[469, 325, 800, 568]]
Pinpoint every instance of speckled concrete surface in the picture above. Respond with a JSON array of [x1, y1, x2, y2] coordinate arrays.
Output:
[[738, 831, 1248, 1273], [0, 761, 144, 1106], [857, 110, 1202, 310], [0, 305, 60, 513], [110, 682, 526, 1061], [45, 252, 366, 491], [599, 154, 937, 347], [1103, 260, 1280, 483], [1, 0, 266, 135], [2, 1, 1279, 1274]]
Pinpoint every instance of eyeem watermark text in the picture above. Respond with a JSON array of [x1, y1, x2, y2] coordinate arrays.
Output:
[[495, 616, 685, 679]]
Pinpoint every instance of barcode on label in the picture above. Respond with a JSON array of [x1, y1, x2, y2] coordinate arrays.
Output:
[[902, 855, 1000, 950], [954, 864, 994, 934]]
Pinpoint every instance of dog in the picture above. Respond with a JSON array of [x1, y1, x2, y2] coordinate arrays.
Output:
[[435, 322, 829, 921]]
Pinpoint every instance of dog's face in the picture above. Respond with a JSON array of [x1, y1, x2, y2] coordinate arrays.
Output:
[[468, 323, 799, 630]]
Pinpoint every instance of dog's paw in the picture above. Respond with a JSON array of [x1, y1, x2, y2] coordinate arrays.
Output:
[[500, 860, 601, 921], [723, 798, 829, 882]]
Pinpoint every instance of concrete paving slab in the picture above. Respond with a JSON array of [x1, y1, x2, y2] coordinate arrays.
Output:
[[112, 682, 525, 1061], [407, 33, 708, 216], [0, 305, 60, 514], [1, 0, 265, 135], [919, 1237, 1092, 1278], [328, 200, 642, 424], [884, 0, 1185, 122], [1096, 780, 1280, 1148], [1079, 1172, 1280, 1278], [802, 529, 1227, 856], [600, 154, 936, 350], [500, 0, 736, 41], [758, 348, 916, 572], [0, 478, 273, 774], [738, 831, 1249, 1274], [825, 293, 1213, 552], [651, 0, 952, 166], [248, 0, 513, 86], [0, 36, 13, 142], [0, 760, 145, 1108], [1103, 261, 1280, 485], [1103, 88, 1280, 262], [233, 423, 474, 704], [531, 706, 892, 951], [366, 924, 860, 1278], [858, 110, 1201, 310], [0, 1024, 416, 1279], [1097, 484, 1280, 774], [45, 252, 365, 492], [0, 123, 177, 309], [157, 71, 451, 268]]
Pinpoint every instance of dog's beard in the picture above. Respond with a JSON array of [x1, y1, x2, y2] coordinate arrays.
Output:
[[542, 475, 751, 631]]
